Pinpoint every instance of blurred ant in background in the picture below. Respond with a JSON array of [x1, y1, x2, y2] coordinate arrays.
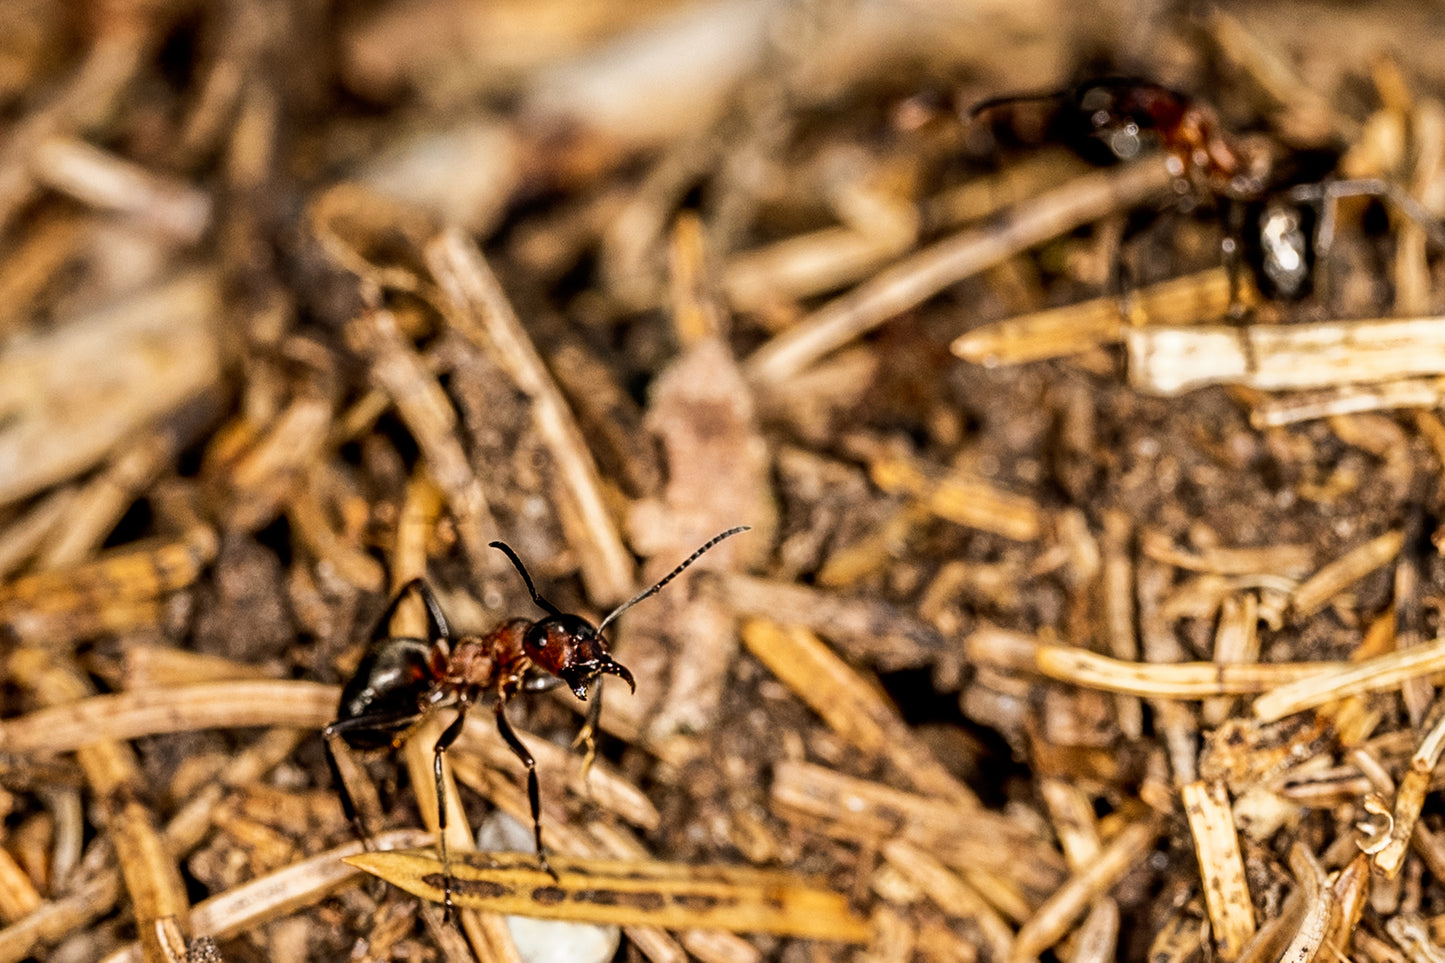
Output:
[[324, 526, 749, 917], [971, 76, 1445, 303]]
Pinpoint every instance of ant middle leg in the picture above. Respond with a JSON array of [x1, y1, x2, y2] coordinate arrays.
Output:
[[432, 702, 471, 922], [494, 696, 559, 881]]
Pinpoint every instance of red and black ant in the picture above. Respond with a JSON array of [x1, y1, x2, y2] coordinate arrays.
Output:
[[323, 526, 749, 916], [971, 77, 1445, 304]]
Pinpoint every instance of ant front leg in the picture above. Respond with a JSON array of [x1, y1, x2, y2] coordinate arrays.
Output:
[[432, 702, 470, 922], [572, 678, 604, 780], [494, 695, 559, 881]]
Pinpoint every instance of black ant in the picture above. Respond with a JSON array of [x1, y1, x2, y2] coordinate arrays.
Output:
[[323, 526, 749, 917], [971, 77, 1445, 305]]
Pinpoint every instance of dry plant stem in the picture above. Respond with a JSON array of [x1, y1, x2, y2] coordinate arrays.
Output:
[[678, 929, 761, 963], [1234, 889, 1306, 963], [1128, 316, 1445, 395], [426, 229, 633, 603], [1209, 594, 1263, 724], [1039, 780, 1103, 869], [344, 849, 872, 941], [1180, 780, 1256, 959], [594, 815, 755, 963], [346, 307, 499, 575], [744, 155, 1177, 385], [723, 223, 915, 314], [1038, 780, 1118, 963], [1011, 818, 1162, 961], [769, 759, 1064, 895], [0, 270, 222, 507], [1139, 529, 1314, 577], [1069, 901, 1120, 963], [148, 917, 186, 963], [9, 649, 190, 963], [1250, 378, 1445, 427], [1138, 557, 1198, 782], [452, 761, 691, 963], [39, 428, 181, 569], [286, 472, 385, 592], [1290, 530, 1405, 619], [459, 714, 658, 830], [1324, 854, 1369, 958], [1384, 913, 1445, 961], [1035, 646, 1335, 698], [921, 150, 1093, 230], [96, 830, 432, 963], [741, 619, 977, 806], [0, 679, 337, 753], [0, 851, 40, 924], [865, 449, 1044, 541], [0, 213, 87, 336], [722, 573, 945, 669], [1368, 703, 1445, 877], [881, 840, 1016, 961], [29, 135, 211, 242], [0, 486, 75, 580], [221, 391, 335, 531], [1395, 509, 1434, 726], [1278, 845, 1332, 963], [669, 212, 727, 343], [1100, 512, 1143, 739], [1252, 633, 1445, 722], [0, 869, 122, 963], [0, 523, 217, 629], [0, 29, 150, 236], [0, 727, 298, 962], [403, 716, 522, 963], [952, 268, 1250, 366]]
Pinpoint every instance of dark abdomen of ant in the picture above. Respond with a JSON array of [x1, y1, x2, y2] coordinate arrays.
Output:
[[335, 636, 437, 750]]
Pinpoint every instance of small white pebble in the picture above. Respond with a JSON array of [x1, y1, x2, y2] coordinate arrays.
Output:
[[475, 813, 621, 963]]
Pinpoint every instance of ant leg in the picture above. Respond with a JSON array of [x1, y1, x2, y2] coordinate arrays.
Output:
[[572, 678, 603, 781], [494, 697, 559, 881], [408, 579, 452, 642], [433, 703, 470, 923], [322, 710, 421, 843], [322, 730, 371, 845]]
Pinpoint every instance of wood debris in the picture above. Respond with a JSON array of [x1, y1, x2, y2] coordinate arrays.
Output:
[[4, 3, 1445, 961]]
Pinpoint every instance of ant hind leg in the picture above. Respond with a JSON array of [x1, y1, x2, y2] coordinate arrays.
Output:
[[494, 697, 559, 881], [433, 703, 471, 922]]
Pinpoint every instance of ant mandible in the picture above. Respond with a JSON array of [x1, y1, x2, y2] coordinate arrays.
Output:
[[323, 525, 750, 917]]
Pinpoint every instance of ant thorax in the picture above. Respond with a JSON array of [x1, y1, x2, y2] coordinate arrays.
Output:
[[440, 620, 530, 693]]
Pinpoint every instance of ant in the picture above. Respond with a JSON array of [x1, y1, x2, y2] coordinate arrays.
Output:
[[971, 77, 1445, 305], [323, 526, 749, 918]]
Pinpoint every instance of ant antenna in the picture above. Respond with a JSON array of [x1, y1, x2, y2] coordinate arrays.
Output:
[[490, 541, 564, 618], [596, 526, 750, 635]]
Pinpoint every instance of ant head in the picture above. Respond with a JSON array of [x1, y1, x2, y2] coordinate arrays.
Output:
[[490, 526, 748, 699], [523, 615, 635, 699]]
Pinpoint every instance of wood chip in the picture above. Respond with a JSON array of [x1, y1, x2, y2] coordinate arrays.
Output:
[[1129, 316, 1445, 395], [1181, 780, 1256, 959], [953, 268, 1252, 366]]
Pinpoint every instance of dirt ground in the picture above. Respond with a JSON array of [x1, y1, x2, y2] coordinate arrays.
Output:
[[3, 1, 1445, 961]]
